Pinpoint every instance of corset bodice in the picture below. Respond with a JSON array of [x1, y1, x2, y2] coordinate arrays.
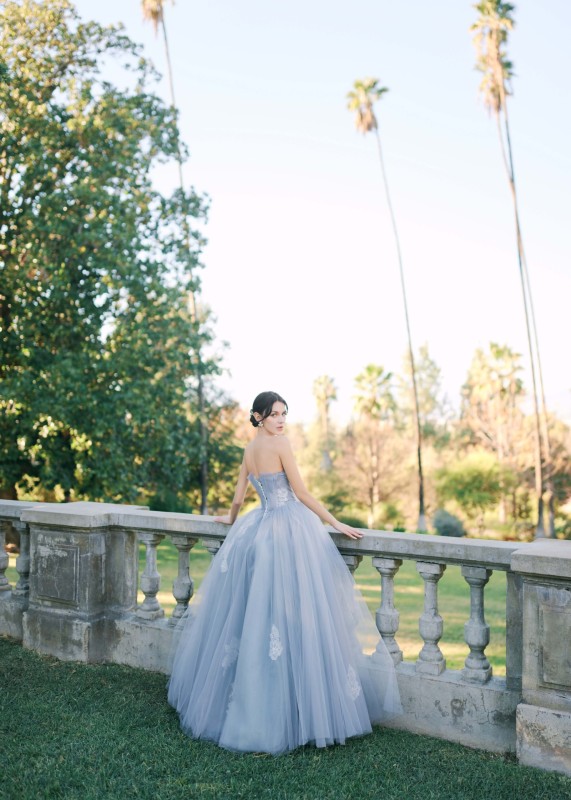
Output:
[[248, 471, 297, 510]]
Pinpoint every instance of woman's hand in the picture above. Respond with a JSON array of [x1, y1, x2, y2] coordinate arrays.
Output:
[[332, 520, 364, 540], [214, 514, 232, 525]]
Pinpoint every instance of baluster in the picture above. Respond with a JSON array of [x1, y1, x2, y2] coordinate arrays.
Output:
[[202, 537, 223, 557], [11, 521, 30, 601], [342, 554, 363, 574], [0, 521, 10, 593], [169, 535, 198, 625], [372, 557, 403, 665], [462, 565, 492, 683], [416, 561, 446, 675], [137, 533, 165, 620]]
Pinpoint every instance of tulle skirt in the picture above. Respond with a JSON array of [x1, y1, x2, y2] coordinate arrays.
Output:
[[167, 501, 402, 754]]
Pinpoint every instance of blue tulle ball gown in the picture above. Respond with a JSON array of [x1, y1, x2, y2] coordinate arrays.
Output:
[[167, 471, 402, 754]]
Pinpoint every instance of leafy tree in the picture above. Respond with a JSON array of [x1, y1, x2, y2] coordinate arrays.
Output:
[[471, 1, 551, 536], [343, 365, 405, 528], [141, 0, 210, 514], [312, 375, 337, 472], [397, 344, 452, 448], [436, 452, 504, 532], [347, 78, 426, 530], [0, 0, 215, 504], [460, 343, 524, 522]]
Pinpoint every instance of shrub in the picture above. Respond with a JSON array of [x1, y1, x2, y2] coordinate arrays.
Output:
[[433, 509, 466, 538]]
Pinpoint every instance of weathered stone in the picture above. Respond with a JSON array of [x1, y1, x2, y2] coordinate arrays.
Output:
[[389, 664, 519, 753], [516, 703, 571, 776], [462, 565, 492, 684], [373, 557, 403, 666], [416, 561, 446, 675], [505, 571, 523, 691]]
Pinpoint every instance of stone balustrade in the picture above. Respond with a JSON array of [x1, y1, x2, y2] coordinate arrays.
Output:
[[1, 499, 570, 776]]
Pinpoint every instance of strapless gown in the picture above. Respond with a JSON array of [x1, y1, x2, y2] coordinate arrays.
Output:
[[167, 471, 401, 754]]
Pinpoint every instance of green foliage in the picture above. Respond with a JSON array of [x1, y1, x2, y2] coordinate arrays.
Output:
[[397, 344, 451, 448], [472, 0, 516, 115], [555, 513, 571, 540], [354, 364, 395, 421], [436, 452, 503, 528], [433, 508, 466, 538], [347, 77, 388, 134], [0, 0, 230, 504], [335, 512, 366, 528]]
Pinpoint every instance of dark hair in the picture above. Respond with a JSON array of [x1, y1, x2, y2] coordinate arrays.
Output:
[[249, 391, 288, 427]]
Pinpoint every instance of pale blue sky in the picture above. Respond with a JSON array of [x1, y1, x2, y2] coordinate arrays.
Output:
[[75, 0, 571, 424]]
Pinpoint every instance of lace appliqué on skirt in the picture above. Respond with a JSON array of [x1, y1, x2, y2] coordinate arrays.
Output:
[[347, 665, 361, 700], [221, 637, 240, 669], [226, 683, 235, 713], [269, 625, 284, 660]]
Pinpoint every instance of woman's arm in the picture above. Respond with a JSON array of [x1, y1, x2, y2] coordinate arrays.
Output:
[[214, 456, 249, 525], [277, 437, 363, 540]]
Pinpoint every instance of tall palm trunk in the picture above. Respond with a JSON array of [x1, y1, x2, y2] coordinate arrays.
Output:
[[496, 85, 546, 537], [373, 131, 426, 531], [157, 13, 209, 514]]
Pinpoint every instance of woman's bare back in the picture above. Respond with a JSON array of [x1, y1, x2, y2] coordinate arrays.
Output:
[[244, 438, 284, 478]]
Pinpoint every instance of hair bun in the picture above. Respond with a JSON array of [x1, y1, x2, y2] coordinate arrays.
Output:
[[249, 413, 259, 428]]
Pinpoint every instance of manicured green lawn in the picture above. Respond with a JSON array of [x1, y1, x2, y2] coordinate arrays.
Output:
[[2, 637, 570, 800]]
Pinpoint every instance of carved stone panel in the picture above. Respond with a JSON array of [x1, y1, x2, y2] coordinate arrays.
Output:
[[538, 588, 571, 690], [35, 543, 79, 607]]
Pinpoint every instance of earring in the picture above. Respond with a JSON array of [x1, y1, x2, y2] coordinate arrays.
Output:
[[258, 420, 264, 428]]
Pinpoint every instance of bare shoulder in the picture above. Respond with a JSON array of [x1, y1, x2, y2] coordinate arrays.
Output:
[[275, 435, 294, 453]]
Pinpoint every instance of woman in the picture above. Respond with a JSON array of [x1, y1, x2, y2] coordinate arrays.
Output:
[[167, 391, 401, 754]]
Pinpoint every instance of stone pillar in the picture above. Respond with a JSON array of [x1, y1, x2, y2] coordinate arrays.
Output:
[[169, 535, 198, 625], [136, 533, 165, 620], [0, 521, 10, 594], [373, 557, 403, 665], [505, 571, 523, 691], [461, 565, 492, 683], [512, 540, 571, 777], [416, 561, 446, 675], [21, 502, 143, 663], [0, 503, 39, 638]]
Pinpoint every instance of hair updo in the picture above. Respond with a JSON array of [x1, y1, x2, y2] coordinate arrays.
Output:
[[249, 391, 288, 427]]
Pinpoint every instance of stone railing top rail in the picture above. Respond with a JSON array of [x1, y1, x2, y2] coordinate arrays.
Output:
[[0, 498, 546, 573]]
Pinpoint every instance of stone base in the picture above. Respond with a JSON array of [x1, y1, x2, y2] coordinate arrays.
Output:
[[23, 608, 106, 663], [106, 615, 174, 673], [0, 592, 26, 640], [516, 703, 571, 776], [387, 663, 519, 753]]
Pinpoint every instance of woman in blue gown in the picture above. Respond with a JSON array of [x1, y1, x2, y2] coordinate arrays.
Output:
[[167, 391, 402, 754]]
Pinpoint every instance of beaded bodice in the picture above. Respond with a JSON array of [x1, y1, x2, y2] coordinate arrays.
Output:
[[248, 471, 297, 511]]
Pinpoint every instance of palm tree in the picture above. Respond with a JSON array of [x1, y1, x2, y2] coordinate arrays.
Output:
[[471, 0, 551, 536], [347, 79, 427, 532], [312, 375, 337, 472], [142, 0, 209, 514], [353, 365, 396, 528]]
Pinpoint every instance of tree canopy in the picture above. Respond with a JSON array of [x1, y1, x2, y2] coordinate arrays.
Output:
[[0, 0, 220, 504]]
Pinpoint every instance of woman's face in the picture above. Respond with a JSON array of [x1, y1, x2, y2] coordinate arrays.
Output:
[[258, 401, 287, 435]]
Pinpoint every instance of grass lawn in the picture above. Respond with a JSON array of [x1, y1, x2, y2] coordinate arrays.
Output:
[[2, 637, 570, 800]]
